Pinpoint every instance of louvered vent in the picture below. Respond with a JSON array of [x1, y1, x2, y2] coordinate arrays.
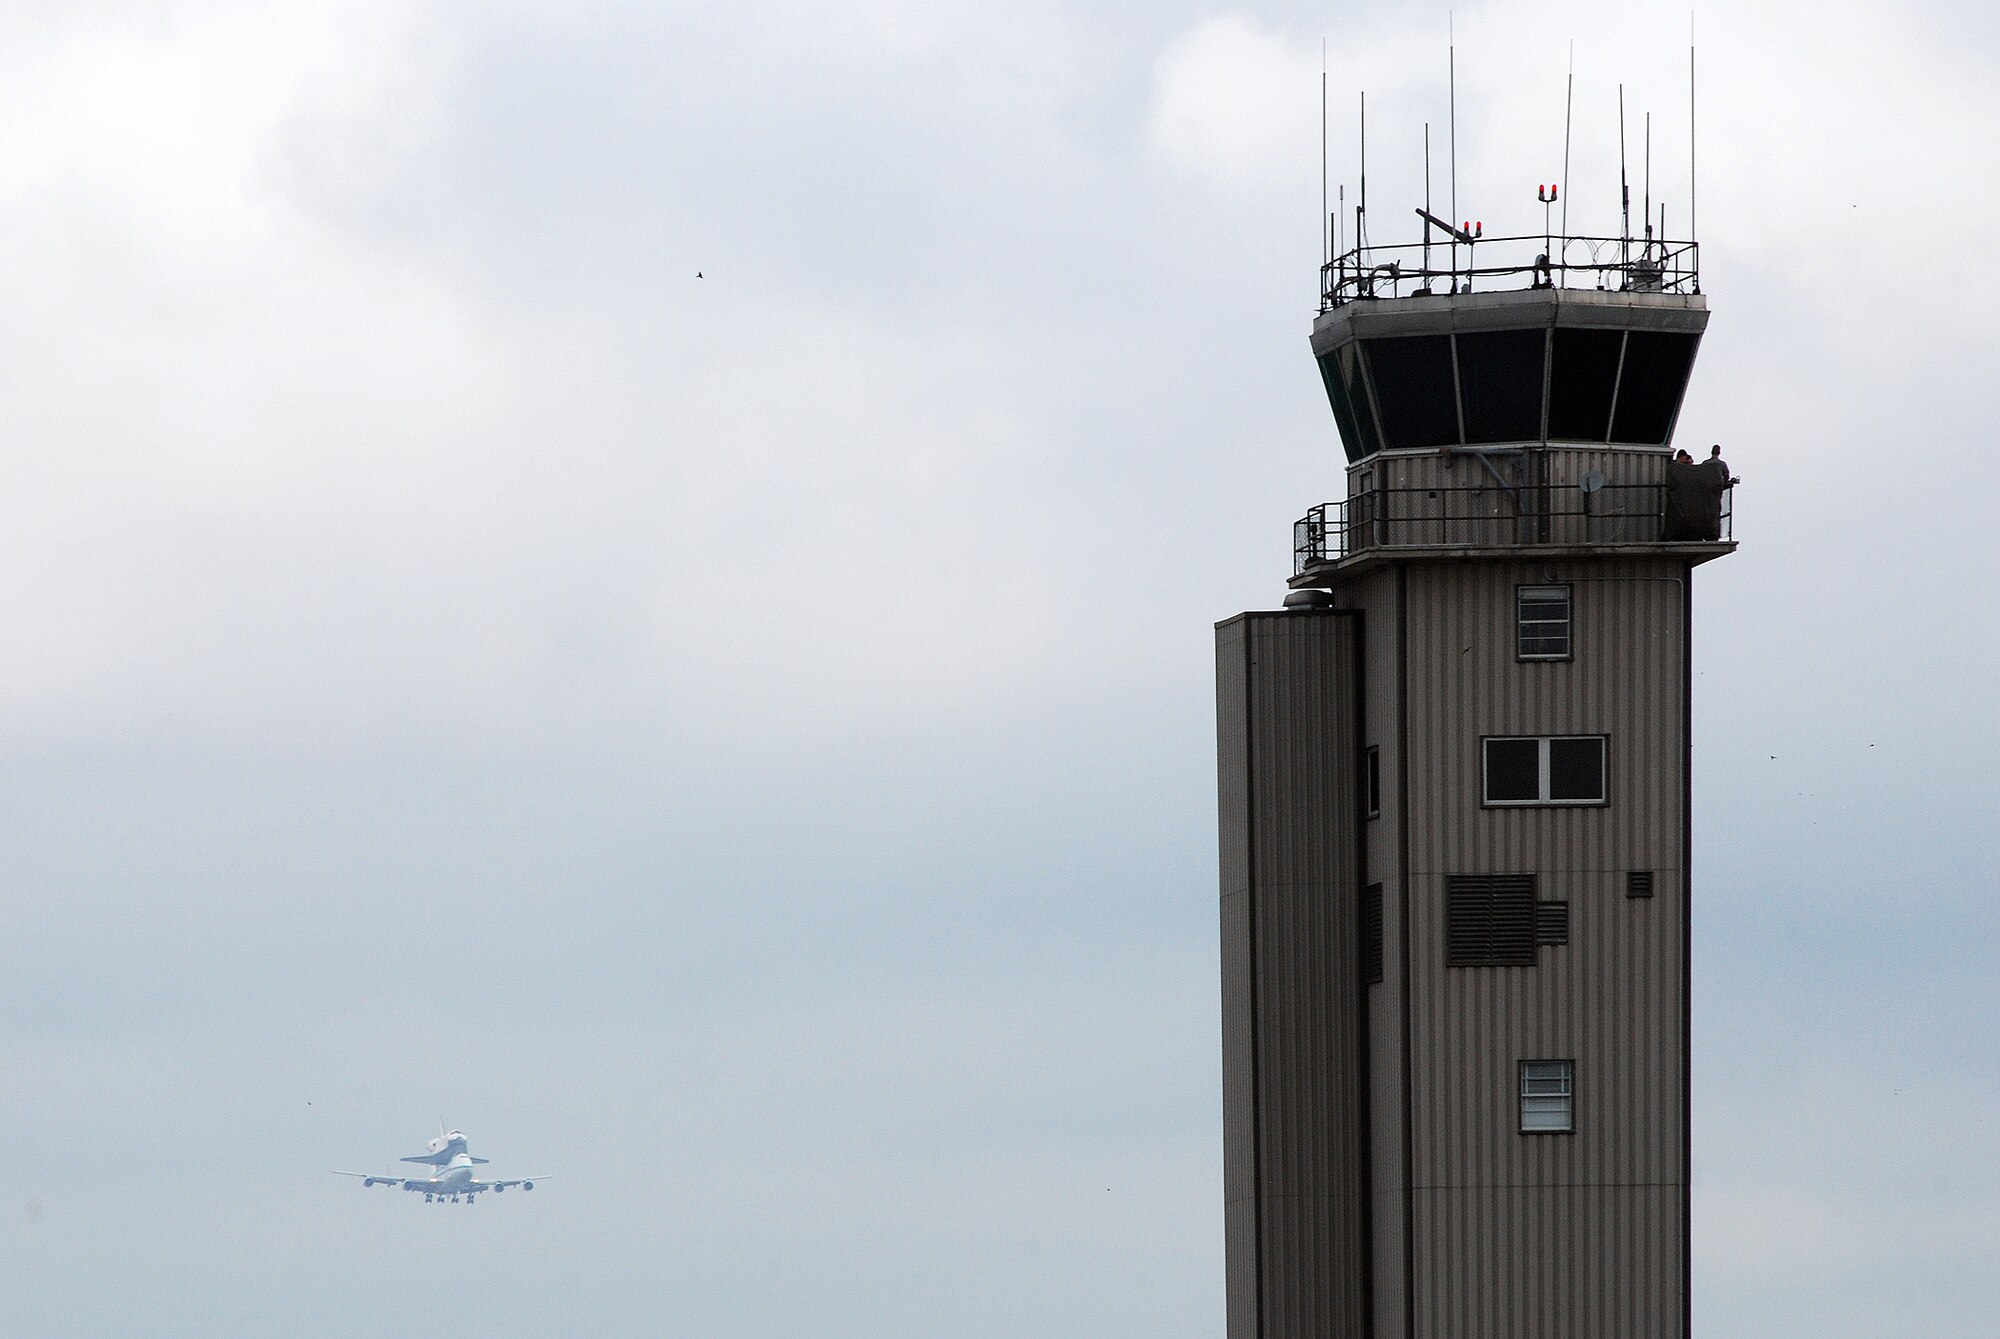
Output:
[[1626, 870, 1655, 899], [1535, 901, 1570, 946], [1363, 883, 1384, 984], [1445, 875, 1537, 966]]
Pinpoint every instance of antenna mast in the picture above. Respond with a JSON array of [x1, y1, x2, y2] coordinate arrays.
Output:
[[1449, 21, 1459, 285], [1321, 43, 1329, 268], [1424, 123, 1433, 277], [1690, 23, 1699, 256], [1359, 91, 1368, 257], [1618, 84, 1630, 269], [1644, 111, 1653, 244], [1561, 40, 1574, 240]]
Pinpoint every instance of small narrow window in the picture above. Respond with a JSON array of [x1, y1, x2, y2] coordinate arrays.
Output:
[[1517, 584, 1571, 660], [1520, 1060, 1574, 1133], [1362, 884, 1384, 985], [1483, 736, 1607, 806], [1363, 746, 1381, 820], [1534, 901, 1570, 946]]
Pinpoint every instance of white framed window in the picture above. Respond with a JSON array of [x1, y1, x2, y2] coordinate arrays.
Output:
[[1520, 1060, 1574, 1133], [1517, 584, 1572, 660], [1482, 735, 1607, 806]]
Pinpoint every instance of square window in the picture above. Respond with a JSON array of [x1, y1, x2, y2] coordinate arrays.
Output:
[[1517, 584, 1572, 660], [1483, 736, 1608, 806], [1547, 736, 1606, 802], [1520, 1059, 1574, 1133], [1483, 738, 1541, 803]]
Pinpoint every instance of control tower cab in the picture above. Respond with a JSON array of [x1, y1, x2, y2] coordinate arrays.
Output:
[[1297, 227, 1732, 580]]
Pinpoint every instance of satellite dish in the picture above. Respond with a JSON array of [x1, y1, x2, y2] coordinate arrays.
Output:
[[1579, 469, 1607, 495]]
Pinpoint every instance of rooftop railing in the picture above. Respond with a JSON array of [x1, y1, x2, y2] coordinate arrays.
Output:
[[1293, 480, 1733, 574], [1320, 231, 1699, 311]]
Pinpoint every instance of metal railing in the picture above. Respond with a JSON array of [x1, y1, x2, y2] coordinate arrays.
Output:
[[1293, 481, 1733, 573], [1320, 232, 1699, 311]]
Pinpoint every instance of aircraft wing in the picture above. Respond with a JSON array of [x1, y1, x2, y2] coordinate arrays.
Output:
[[470, 1175, 549, 1192], [334, 1170, 427, 1189]]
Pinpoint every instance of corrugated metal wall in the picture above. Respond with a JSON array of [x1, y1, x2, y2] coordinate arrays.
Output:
[[1397, 556, 1689, 1339], [1216, 611, 1370, 1339], [1220, 553, 1695, 1339]]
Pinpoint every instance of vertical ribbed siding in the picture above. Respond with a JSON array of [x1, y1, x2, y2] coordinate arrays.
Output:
[[1215, 611, 1369, 1339], [1356, 569, 1407, 1339], [1393, 556, 1688, 1339], [1216, 620, 1260, 1339]]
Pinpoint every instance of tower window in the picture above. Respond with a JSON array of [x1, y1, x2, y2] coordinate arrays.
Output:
[[1520, 1060, 1574, 1133], [1363, 746, 1381, 819], [1445, 875, 1537, 966], [1483, 736, 1607, 806], [1517, 584, 1572, 660]]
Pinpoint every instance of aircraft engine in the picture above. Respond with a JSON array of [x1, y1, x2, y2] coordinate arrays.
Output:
[[523, 1182, 535, 1191]]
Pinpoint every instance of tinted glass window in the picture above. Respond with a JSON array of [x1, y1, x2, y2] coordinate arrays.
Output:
[[1336, 343, 1382, 460], [1611, 331, 1699, 444], [1484, 738, 1540, 803], [1548, 736, 1606, 801], [1364, 335, 1459, 449], [1318, 354, 1364, 460], [1547, 328, 1624, 440], [1457, 329, 1547, 443]]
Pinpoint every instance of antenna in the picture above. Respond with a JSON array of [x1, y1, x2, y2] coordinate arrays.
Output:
[[1644, 111, 1653, 243], [1321, 42, 1329, 268], [1561, 40, 1574, 240], [1690, 20, 1699, 252], [1618, 84, 1630, 267], [1359, 90, 1368, 255], [1449, 18, 1459, 284], [1424, 122, 1433, 277]]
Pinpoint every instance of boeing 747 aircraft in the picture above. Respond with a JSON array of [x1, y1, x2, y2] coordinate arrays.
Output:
[[335, 1126, 547, 1204]]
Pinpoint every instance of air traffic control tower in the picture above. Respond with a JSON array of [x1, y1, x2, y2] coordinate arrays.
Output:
[[1216, 210, 1734, 1338]]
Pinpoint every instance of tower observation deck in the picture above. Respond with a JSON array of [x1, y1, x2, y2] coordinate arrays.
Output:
[[1297, 227, 1732, 579], [1216, 207, 1735, 1338]]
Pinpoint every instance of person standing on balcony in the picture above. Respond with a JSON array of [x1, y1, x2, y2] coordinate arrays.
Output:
[[1664, 449, 1705, 540], [1697, 445, 1737, 540]]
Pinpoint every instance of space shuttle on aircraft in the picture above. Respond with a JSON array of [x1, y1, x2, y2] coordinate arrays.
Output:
[[334, 1125, 546, 1204]]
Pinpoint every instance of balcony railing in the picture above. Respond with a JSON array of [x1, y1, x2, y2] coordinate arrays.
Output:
[[1321, 232, 1699, 311], [1294, 481, 1734, 574]]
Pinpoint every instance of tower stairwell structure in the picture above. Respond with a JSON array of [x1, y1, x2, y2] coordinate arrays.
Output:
[[1216, 206, 1734, 1338]]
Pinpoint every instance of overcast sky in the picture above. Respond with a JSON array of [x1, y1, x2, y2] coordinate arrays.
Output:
[[0, 1, 1994, 1335]]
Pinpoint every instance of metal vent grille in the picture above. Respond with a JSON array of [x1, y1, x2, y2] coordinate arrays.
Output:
[[1626, 870, 1655, 899], [1363, 883, 1384, 985], [1535, 901, 1570, 946], [1445, 874, 1537, 966]]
